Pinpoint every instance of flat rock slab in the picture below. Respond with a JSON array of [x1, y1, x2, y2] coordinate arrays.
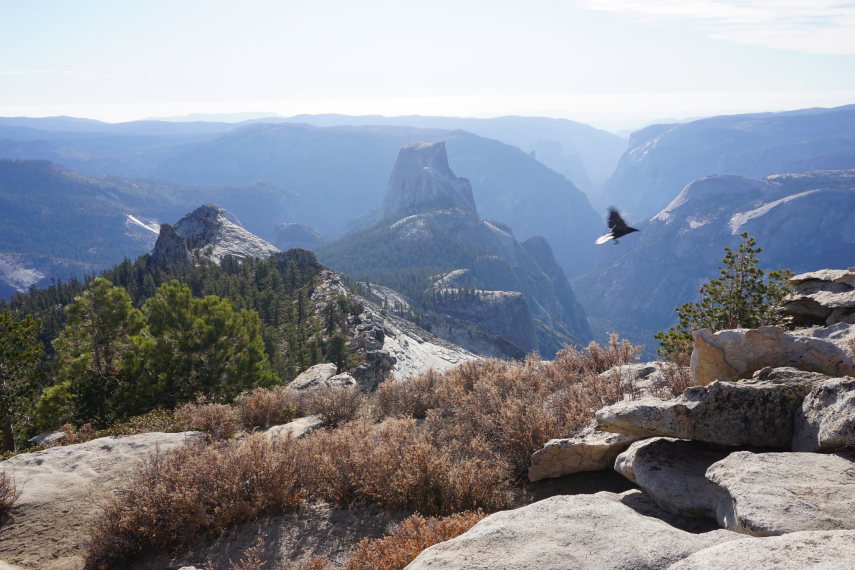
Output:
[[288, 363, 339, 390], [707, 451, 855, 536], [793, 376, 855, 451], [667, 529, 855, 569], [405, 492, 737, 570], [595, 374, 813, 448], [0, 432, 199, 570], [528, 423, 641, 481], [615, 438, 730, 519]]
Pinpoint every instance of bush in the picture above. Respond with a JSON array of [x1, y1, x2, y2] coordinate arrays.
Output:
[[175, 400, 239, 441], [304, 387, 364, 428], [344, 511, 485, 570], [85, 434, 304, 569], [0, 471, 20, 520], [235, 386, 299, 430]]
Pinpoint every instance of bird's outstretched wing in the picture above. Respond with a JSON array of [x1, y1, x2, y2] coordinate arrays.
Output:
[[607, 208, 630, 233]]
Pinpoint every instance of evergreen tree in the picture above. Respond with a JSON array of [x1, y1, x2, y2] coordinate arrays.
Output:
[[127, 281, 278, 410], [50, 278, 144, 426], [0, 310, 43, 450], [655, 233, 793, 358]]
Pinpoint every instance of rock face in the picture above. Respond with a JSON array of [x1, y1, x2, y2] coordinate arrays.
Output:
[[595, 373, 814, 448], [793, 376, 855, 451], [287, 363, 351, 390], [309, 272, 478, 386], [614, 438, 730, 519], [781, 268, 855, 326], [668, 530, 855, 570], [0, 432, 199, 570], [164, 204, 281, 264], [405, 492, 737, 570], [706, 451, 855, 536], [382, 141, 477, 220], [528, 423, 641, 482], [691, 325, 855, 384]]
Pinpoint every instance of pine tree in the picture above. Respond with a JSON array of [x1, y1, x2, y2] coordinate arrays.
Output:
[[50, 278, 144, 426], [655, 233, 793, 358], [0, 310, 43, 450]]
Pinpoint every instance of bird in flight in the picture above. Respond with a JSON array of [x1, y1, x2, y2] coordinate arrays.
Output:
[[596, 207, 638, 244]]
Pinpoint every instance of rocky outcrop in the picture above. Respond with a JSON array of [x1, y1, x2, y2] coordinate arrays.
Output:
[[691, 325, 855, 385], [0, 432, 199, 570], [405, 492, 737, 570], [614, 438, 729, 520], [595, 371, 815, 448], [264, 415, 324, 442], [382, 141, 477, 220], [781, 268, 855, 326], [287, 363, 356, 390], [152, 204, 280, 266], [528, 424, 640, 482], [668, 530, 855, 569], [309, 272, 478, 386], [707, 451, 855, 536], [793, 376, 855, 451]]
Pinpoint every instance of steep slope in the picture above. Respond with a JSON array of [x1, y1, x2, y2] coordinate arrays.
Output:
[[575, 169, 855, 351], [605, 104, 855, 219], [320, 141, 592, 358]]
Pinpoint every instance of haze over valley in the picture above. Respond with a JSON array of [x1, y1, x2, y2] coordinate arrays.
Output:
[[2, 2, 855, 569]]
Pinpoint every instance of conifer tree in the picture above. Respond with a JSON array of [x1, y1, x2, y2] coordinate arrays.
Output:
[[0, 310, 43, 450], [655, 233, 793, 358]]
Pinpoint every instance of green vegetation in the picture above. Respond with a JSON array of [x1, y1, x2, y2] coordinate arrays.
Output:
[[0, 310, 43, 451], [655, 232, 793, 358], [2, 249, 361, 436]]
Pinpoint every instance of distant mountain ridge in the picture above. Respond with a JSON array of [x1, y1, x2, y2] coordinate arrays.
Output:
[[604, 104, 855, 219], [576, 168, 855, 352]]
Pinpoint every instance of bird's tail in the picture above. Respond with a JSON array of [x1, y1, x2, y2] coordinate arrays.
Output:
[[595, 233, 613, 244]]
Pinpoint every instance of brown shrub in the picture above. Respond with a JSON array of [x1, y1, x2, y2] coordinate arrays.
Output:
[[176, 401, 239, 440], [0, 471, 20, 520], [372, 370, 445, 419], [298, 418, 514, 515], [284, 557, 334, 570], [236, 386, 299, 430], [85, 434, 304, 569], [344, 511, 485, 570], [304, 387, 364, 428]]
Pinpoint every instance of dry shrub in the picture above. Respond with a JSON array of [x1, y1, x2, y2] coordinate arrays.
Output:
[[656, 359, 696, 398], [372, 370, 445, 419], [0, 471, 20, 520], [236, 386, 300, 430], [175, 401, 239, 440], [85, 434, 304, 569], [284, 558, 334, 570], [548, 334, 641, 379], [345, 511, 485, 570], [304, 387, 364, 428], [298, 417, 514, 515]]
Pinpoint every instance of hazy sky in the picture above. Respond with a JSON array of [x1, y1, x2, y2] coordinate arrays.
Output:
[[2, 0, 854, 131]]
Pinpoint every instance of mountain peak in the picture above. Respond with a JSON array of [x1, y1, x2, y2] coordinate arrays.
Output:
[[382, 141, 477, 220], [152, 204, 279, 265]]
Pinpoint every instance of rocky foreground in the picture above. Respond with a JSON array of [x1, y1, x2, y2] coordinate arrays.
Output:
[[413, 268, 855, 569], [2, 269, 854, 569]]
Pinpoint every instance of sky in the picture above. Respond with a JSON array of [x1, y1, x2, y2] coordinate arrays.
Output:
[[2, 0, 855, 132]]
